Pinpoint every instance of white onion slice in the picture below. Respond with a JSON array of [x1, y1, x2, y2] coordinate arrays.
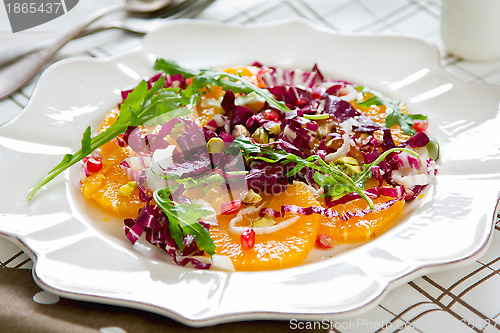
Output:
[[325, 119, 354, 163], [229, 213, 300, 236]]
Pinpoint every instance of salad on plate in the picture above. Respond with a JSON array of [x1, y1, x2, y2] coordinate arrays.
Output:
[[28, 59, 438, 271]]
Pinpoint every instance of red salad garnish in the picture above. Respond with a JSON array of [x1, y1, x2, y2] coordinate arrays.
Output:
[[316, 234, 334, 249], [85, 157, 103, 173], [221, 200, 242, 215], [413, 121, 428, 133], [241, 229, 256, 250]]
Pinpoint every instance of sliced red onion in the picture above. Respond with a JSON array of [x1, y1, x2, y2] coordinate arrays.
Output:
[[230, 216, 300, 236]]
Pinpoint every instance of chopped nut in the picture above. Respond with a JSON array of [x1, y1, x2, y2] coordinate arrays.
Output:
[[252, 217, 276, 228], [241, 189, 262, 205], [207, 137, 226, 153], [338, 156, 358, 166], [266, 122, 281, 135], [232, 124, 250, 138], [335, 156, 362, 176], [118, 183, 134, 197], [251, 127, 269, 144]]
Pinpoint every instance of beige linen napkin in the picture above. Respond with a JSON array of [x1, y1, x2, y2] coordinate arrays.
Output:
[[0, 268, 317, 333]]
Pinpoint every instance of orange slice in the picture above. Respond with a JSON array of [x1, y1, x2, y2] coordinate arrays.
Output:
[[317, 196, 405, 244], [96, 108, 125, 155], [209, 182, 321, 271], [81, 144, 143, 218], [352, 98, 411, 146]]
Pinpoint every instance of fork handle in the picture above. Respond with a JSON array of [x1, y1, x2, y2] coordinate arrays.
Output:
[[0, 4, 124, 100]]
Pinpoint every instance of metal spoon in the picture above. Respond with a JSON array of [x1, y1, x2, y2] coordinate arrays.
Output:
[[0, 0, 175, 100]]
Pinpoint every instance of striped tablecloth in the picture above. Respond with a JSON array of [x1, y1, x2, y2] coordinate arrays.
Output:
[[1, 1, 500, 332]]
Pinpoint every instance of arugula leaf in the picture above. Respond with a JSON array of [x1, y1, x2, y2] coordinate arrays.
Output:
[[153, 188, 216, 256], [81, 126, 92, 156], [155, 59, 292, 114], [231, 136, 291, 162], [230, 136, 375, 209], [353, 147, 421, 188], [313, 172, 351, 198], [27, 75, 187, 201], [173, 171, 247, 187], [154, 58, 200, 78], [231, 136, 424, 209], [357, 87, 427, 135], [356, 95, 384, 108], [385, 111, 427, 136]]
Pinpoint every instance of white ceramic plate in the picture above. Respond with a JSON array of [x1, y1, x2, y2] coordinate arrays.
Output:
[[1, 19, 500, 327]]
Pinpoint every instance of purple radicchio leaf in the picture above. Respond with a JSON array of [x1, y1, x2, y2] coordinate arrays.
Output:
[[322, 95, 381, 133]]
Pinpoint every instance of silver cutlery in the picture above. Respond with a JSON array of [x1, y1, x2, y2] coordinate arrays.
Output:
[[0, 0, 212, 100]]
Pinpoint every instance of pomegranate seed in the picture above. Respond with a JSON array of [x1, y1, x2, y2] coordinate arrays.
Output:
[[412, 121, 428, 133], [296, 98, 308, 108], [263, 109, 279, 122], [221, 200, 242, 215], [241, 229, 255, 250], [312, 92, 322, 100], [316, 234, 334, 249], [86, 157, 103, 173]]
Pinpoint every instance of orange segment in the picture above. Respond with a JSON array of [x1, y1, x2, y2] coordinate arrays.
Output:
[[352, 97, 411, 146], [224, 66, 266, 88], [97, 108, 124, 155], [317, 196, 405, 244], [196, 86, 225, 127], [81, 145, 143, 218], [209, 182, 321, 271]]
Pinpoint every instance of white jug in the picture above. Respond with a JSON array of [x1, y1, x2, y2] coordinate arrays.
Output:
[[441, 0, 500, 61]]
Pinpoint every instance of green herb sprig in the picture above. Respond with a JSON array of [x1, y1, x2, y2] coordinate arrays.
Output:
[[153, 188, 216, 256], [230, 136, 421, 210], [154, 59, 292, 114], [27, 75, 186, 200], [356, 87, 439, 160], [230, 136, 377, 208], [357, 87, 426, 136]]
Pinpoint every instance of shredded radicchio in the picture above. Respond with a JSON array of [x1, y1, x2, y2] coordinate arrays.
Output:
[[86, 61, 439, 270], [124, 203, 211, 269], [259, 197, 403, 221]]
